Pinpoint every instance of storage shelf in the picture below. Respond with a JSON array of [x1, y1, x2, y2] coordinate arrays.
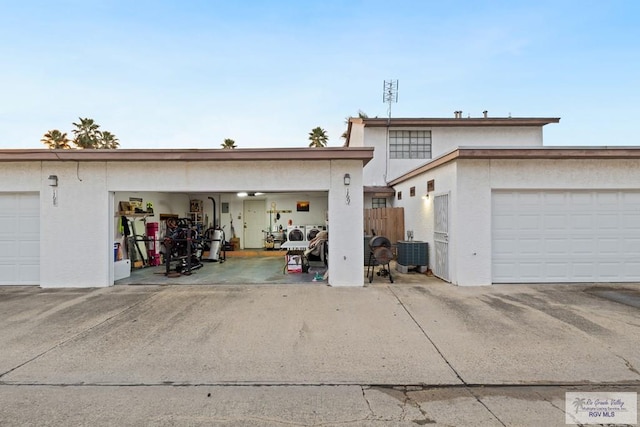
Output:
[[116, 212, 154, 218]]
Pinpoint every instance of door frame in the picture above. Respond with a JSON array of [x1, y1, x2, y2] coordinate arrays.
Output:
[[433, 192, 450, 282], [243, 199, 266, 249]]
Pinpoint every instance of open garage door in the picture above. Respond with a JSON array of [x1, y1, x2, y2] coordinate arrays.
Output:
[[0, 193, 40, 285], [492, 190, 640, 283]]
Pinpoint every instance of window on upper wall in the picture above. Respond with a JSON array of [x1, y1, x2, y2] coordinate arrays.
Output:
[[389, 130, 432, 159], [371, 198, 387, 208]]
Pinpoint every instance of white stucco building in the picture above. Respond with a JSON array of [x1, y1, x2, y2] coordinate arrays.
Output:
[[4, 112, 640, 288], [0, 148, 372, 288], [347, 115, 640, 286]]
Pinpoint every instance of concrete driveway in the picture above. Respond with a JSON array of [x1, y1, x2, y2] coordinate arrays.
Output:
[[1, 281, 638, 425]]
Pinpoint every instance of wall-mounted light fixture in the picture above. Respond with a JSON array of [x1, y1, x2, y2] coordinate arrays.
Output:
[[422, 193, 430, 200], [343, 173, 351, 186], [48, 175, 58, 187]]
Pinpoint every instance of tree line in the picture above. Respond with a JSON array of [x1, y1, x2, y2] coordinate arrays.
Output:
[[41, 118, 119, 149], [40, 115, 369, 149]]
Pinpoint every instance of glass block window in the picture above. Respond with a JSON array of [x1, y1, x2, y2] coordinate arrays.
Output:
[[389, 130, 432, 159], [372, 198, 386, 208]]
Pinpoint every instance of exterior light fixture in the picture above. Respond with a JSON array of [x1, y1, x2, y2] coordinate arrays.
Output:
[[47, 175, 58, 187], [237, 192, 248, 197], [343, 174, 351, 186]]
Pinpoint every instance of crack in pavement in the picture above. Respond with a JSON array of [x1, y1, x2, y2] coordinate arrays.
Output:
[[617, 355, 640, 376], [386, 286, 510, 426], [386, 285, 466, 385]]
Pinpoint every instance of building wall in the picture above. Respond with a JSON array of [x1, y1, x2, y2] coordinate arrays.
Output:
[[327, 160, 364, 286], [1, 158, 364, 288], [391, 162, 458, 282], [40, 161, 111, 288], [454, 158, 640, 286], [433, 126, 543, 158], [354, 125, 544, 185]]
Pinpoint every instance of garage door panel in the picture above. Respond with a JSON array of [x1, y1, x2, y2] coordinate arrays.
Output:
[[519, 262, 544, 279], [595, 192, 620, 208], [492, 238, 517, 256], [597, 238, 620, 256], [0, 193, 39, 285], [622, 213, 640, 229], [544, 214, 567, 229], [546, 239, 570, 255], [516, 192, 543, 207], [19, 216, 40, 232], [493, 214, 516, 230], [571, 238, 596, 255], [597, 213, 619, 229], [623, 239, 640, 254], [623, 262, 640, 277], [599, 262, 624, 280], [492, 190, 640, 283], [0, 241, 13, 257], [19, 264, 40, 283], [19, 240, 39, 256], [572, 262, 596, 279], [518, 215, 540, 230], [520, 238, 543, 255], [571, 214, 594, 230], [546, 262, 570, 280]]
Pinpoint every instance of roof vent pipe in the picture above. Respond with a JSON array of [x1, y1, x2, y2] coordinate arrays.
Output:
[[483, 110, 488, 118]]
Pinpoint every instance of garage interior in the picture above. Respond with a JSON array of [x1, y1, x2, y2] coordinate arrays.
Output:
[[114, 190, 330, 285]]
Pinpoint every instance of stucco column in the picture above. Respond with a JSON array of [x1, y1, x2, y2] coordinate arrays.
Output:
[[327, 160, 364, 286]]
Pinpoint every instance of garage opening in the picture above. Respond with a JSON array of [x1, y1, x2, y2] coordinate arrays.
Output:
[[113, 191, 329, 285], [492, 190, 640, 283]]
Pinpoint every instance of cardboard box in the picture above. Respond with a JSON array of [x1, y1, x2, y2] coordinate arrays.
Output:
[[286, 254, 303, 273], [230, 237, 240, 251]]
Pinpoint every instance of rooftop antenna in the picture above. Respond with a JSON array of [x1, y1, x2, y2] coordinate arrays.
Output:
[[383, 79, 399, 123], [382, 79, 398, 182]]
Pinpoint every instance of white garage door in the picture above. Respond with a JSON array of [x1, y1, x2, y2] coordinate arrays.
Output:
[[492, 190, 640, 283], [0, 193, 40, 285]]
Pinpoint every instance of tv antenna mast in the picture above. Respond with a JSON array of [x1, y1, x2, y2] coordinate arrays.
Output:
[[383, 79, 399, 122]]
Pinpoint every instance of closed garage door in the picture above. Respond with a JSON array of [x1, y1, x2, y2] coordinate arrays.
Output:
[[0, 193, 40, 285], [492, 190, 640, 283]]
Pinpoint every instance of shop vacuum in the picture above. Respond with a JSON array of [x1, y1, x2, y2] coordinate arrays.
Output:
[[205, 196, 225, 262]]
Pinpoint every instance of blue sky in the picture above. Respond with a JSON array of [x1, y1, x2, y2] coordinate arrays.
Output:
[[1, 1, 638, 149]]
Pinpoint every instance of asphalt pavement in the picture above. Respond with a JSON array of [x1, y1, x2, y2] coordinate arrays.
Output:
[[0, 281, 638, 426]]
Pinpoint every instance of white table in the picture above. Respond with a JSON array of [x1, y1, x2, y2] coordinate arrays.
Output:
[[281, 241, 309, 250]]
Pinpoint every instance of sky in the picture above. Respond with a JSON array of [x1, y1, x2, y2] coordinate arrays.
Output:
[[1, 0, 639, 149]]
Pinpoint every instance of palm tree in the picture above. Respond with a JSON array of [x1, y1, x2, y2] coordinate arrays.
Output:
[[308, 127, 328, 148], [72, 117, 101, 149], [99, 131, 120, 149], [41, 129, 71, 149], [221, 138, 237, 149]]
